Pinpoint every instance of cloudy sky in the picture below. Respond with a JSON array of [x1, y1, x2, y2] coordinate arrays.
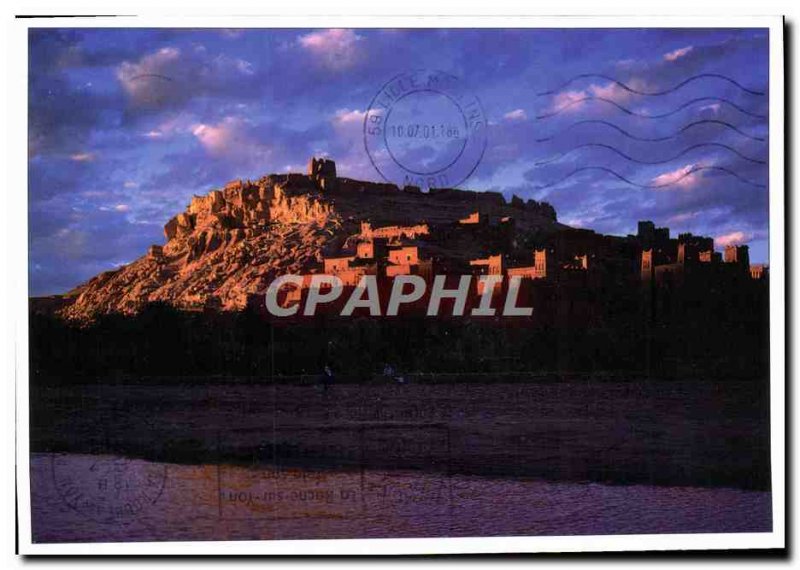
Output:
[[28, 27, 769, 296]]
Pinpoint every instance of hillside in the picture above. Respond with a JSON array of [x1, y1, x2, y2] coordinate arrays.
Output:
[[57, 159, 562, 322]]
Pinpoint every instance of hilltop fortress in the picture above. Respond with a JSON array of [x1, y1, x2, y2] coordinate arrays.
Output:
[[54, 157, 766, 322]]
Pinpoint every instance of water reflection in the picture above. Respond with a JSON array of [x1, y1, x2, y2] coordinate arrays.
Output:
[[31, 453, 772, 543]]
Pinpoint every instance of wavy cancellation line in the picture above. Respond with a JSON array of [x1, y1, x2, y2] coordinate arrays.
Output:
[[533, 165, 767, 191], [536, 96, 768, 120], [130, 73, 174, 82], [535, 119, 766, 143], [537, 73, 765, 97], [535, 142, 767, 167]]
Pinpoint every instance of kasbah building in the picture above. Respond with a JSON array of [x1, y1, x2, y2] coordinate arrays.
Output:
[[277, 158, 768, 317]]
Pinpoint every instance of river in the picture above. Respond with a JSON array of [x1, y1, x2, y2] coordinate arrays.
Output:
[[30, 452, 771, 543]]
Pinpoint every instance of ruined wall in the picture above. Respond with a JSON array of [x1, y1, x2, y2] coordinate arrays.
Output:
[[163, 177, 335, 246], [361, 221, 430, 241]]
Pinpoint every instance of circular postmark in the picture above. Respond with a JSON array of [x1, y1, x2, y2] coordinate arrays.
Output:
[[50, 409, 167, 524], [364, 70, 487, 190]]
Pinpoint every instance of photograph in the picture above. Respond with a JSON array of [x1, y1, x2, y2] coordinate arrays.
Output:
[[14, 16, 785, 555]]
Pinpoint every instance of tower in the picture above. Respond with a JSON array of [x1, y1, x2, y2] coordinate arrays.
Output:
[[488, 255, 503, 276], [307, 156, 337, 190], [724, 244, 750, 266], [534, 249, 548, 279], [641, 249, 654, 281]]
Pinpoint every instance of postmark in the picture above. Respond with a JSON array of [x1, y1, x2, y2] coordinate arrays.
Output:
[[50, 410, 167, 524], [364, 70, 487, 190], [217, 422, 453, 520]]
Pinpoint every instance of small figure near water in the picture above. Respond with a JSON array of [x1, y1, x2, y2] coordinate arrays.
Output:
[[383, 363, 406, 384], [320, 364, 334, 393]]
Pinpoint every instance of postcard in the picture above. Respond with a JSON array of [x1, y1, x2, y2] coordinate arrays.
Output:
[[14, 15, 785, 555]]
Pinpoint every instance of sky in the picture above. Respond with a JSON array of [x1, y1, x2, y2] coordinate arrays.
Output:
[[28, 27, 770, 296]]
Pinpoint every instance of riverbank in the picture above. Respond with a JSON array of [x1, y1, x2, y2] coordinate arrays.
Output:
[[30, 379, 771, 491]]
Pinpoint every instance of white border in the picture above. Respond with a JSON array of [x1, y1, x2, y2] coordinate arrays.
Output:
[[12, 15, 785, 555]]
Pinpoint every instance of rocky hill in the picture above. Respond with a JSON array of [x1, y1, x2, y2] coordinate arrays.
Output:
[[56, 159, 562, 322]]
